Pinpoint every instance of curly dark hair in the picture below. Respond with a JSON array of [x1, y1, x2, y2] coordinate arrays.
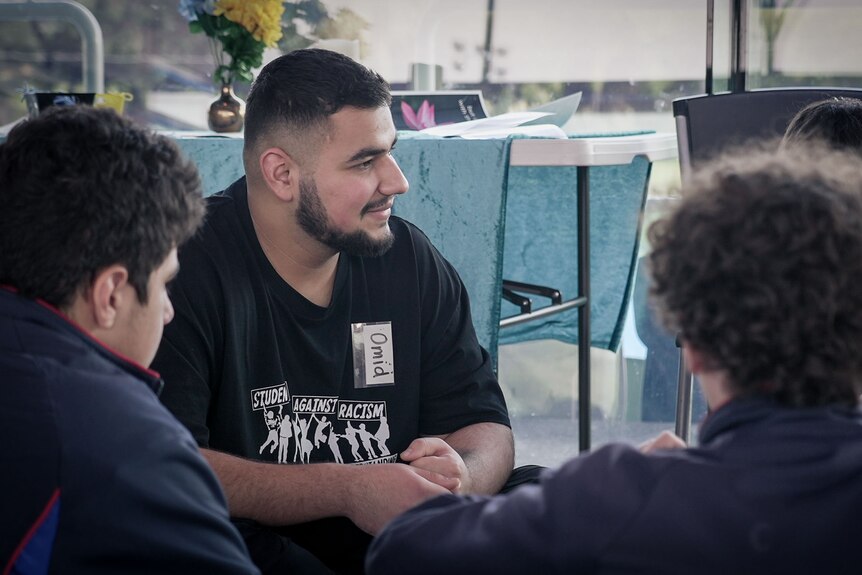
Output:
[[782, 97, 862, 151], [0, 105, 205, 308], [243, 48, 390, 163], [648, 143, 862, 407]]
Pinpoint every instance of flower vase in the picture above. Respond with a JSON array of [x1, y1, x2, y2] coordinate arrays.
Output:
[[208, 82, 245, 133]]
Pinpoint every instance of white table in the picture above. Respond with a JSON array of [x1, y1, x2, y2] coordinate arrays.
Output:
[[503, 132, 677, 451]]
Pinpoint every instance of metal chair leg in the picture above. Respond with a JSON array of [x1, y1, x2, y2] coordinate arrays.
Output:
[[674, 339, 693, 443]]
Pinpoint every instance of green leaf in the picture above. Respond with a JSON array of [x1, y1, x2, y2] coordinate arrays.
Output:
[[193, 11, 269, 85]]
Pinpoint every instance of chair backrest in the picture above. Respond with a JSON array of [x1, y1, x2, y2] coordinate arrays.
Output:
[[673, 88, 862, 179]]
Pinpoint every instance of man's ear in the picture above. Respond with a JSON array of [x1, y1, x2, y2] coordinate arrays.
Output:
[[259, 147, 300, 202], [90, 265, 131, 329]]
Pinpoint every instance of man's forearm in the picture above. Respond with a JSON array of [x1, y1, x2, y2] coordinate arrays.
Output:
[[442, 422, 514, 494], [201, 447, 452, 534], [202, 447, 351, 525]]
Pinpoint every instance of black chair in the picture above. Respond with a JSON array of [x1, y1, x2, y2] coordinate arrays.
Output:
[[671, 87, 862, 440], [675, 88, 862, 176]]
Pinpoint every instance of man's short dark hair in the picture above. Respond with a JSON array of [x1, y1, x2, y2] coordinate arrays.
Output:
[[0, 105, 205, 308], [648, 143, 862, 407], [243, 48, 391, 157], [782, 97, 862, 150]]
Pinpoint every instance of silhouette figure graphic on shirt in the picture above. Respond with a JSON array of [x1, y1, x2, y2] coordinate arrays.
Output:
[[342, 421, 362, 461], [292, 416, 313, 464], [374, 414, 391, 456], [357, 423, 378, 459], [277, 410, 292, 464], [326, 429, 344, 463], [312, 414, 331, 449], [259, 408, 280, 455]]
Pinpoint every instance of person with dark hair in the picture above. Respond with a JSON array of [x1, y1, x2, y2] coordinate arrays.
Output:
[[0, 106, 258, 574], [782, 96, 862, 150], [366, 143, 862, 575], [152, 48, 524, 574]]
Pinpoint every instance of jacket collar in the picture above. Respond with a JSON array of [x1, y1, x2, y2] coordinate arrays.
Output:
[[0, 286, 164, 395], [698, 396, 861, 445]]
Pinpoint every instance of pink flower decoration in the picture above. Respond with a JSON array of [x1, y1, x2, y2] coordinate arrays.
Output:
[[401, 99, 438, 130]]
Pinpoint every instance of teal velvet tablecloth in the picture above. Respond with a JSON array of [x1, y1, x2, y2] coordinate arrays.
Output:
[[389, 134, 511, 362], [501, 155, 651, 352], [174, 132, 651, 362]]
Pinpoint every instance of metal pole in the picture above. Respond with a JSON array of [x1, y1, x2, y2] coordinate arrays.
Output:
[[706, 0, 714, 94], [0, 0, 104, 93], [577, 166, 591, 452], [674, 340, 693, 443], [481, 0, 495, 86], [729, 0, 747, 92]]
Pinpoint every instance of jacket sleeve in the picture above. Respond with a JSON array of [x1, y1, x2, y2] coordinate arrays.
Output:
[[366, 444, 659, 575], [69, 422, 260, 575]]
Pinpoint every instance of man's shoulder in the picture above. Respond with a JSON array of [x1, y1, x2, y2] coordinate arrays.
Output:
[[55, 363, 202, 474], [205, 182, 241, 214], [199, 179, 246, 235], [390, 215, 425, 240], [176, 180, 250, 274], [50, 348, 175, 423], [2, 333, 191, 462], [388, 216, 441, 260], [0, 300, 162, 404]]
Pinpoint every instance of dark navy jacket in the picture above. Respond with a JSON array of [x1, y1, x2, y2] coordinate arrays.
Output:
[[0, 288, 259, 574], [367, 398, 862, 574]]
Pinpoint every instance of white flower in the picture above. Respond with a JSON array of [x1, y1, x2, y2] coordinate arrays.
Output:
[[178, 0, 217, 22]]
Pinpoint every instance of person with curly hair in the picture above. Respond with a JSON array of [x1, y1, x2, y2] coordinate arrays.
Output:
[[366, 143, 862, 575]]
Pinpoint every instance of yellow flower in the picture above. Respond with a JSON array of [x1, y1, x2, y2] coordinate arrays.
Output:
[[214, 0, 284, 46]]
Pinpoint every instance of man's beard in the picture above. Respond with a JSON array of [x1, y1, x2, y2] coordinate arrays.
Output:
[[296, 177, 395, 258]]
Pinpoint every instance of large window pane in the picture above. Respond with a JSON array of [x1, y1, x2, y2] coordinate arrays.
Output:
[[747, 0, 862, 89]]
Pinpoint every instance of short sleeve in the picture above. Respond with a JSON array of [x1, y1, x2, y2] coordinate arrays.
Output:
[[408, 224, 511, 435]]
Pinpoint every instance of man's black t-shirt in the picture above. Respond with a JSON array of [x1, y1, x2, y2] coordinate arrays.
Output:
[[155, 177, 509, 465], [152, 177, 510, 572]]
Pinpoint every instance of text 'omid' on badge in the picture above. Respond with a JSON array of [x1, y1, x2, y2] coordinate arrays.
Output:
[[351, 321, 395, 388]]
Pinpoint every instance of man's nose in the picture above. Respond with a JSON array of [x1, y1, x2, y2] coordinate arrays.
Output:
[[378, 154, 409, 197]]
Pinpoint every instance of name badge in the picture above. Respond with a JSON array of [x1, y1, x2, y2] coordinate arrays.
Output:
[[351, 321, 395, 388]]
